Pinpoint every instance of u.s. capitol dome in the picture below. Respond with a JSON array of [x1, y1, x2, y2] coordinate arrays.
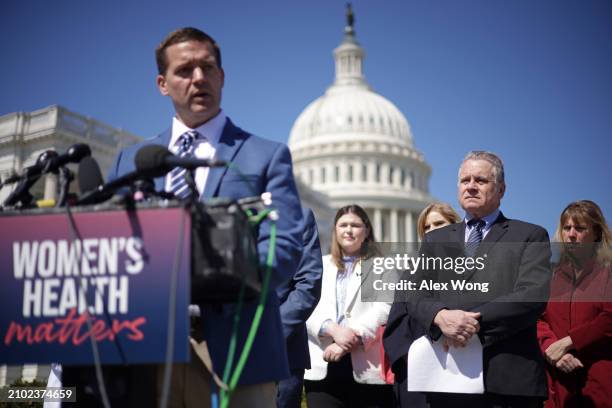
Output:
[[288, 9, 432, 243]]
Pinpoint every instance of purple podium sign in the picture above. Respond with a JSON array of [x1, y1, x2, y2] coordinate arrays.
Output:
[[0, 206, 190, 365]]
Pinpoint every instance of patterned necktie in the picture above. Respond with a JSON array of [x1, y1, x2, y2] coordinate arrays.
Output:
[[465, 218, 485, 257], [169, 130, 199, 199]]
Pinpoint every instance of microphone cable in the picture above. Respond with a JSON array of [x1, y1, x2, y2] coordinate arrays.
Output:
[[159, 202, 189, 408], [220, 210, 278, 408], [62, 203, 112, 408]]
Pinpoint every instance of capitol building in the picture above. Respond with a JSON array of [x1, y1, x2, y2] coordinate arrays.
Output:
[[289, 9, 432, 245]]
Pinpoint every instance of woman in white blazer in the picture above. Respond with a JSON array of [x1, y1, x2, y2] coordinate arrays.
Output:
[[304, 205, 392, 407]]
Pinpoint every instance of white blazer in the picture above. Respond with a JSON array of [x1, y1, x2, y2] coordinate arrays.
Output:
[[305, 254, 391, 384]]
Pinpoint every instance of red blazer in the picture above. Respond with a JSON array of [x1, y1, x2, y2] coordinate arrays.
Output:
[[537, 260, 612, 408]]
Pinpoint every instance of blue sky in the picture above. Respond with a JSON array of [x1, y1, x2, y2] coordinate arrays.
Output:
[[2, 0, 611, 236]]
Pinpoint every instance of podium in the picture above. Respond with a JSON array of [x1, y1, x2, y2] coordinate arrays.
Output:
[[0, 200, 260, 367]]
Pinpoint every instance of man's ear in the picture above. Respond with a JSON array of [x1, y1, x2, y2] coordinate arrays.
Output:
[[498, 182, 506, 199], [156, 74, 168, 96], [220, 68, 225, 89]]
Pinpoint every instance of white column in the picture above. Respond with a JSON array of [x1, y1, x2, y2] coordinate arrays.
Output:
[[356, 159, 364, 183], [374, 208, 382, 241], [43, 174, 58, 201], [405, 211, 415, 243], [21, 364, 37, 382], [326, 163, 334, 185], [393, 166, 402, 188], [367, 161, 376, 184], [340, 162, 349, 185], [381, 163, 390, 185], [390, 209, 399, 242], [0, 365, 6, 387]]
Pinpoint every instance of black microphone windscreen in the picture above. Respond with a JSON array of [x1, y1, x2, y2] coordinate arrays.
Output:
[[37, 150, 59, 166], [67, 144, 92, 162], [135, 145, 173, 177], [78, 156, 104, 194]]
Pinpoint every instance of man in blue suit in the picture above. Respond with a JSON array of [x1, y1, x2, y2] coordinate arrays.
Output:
[[276, 208, 323, 408], [107, 27, 303, 407]]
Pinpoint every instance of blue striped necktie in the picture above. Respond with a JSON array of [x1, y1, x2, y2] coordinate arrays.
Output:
[[169, 130, 199, 199], [465, 219, 485, 257]]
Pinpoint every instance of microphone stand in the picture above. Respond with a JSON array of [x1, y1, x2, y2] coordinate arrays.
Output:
[[184, 171, 199, 205], [56, 166, 74, 208], [2, 172, 37, 209]]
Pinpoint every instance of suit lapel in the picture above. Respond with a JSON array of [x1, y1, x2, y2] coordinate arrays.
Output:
[[452, 222, 466, 248], [478, 212, 509, 256], [202, 119, 248, 200], [151, 130, 172, 192], [462, 212, 509, 282], [344, 260, 362, 314]]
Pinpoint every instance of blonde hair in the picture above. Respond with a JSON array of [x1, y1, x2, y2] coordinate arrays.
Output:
[[417, 202, 461, 240], [554, 200, 612, 265]]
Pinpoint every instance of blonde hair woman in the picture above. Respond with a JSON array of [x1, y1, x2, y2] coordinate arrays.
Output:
[[537, 200, 611, 407], [417, 202, 461, 240]]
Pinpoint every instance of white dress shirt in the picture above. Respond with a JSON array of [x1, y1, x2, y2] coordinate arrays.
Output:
[[164, 110, 227, 196]]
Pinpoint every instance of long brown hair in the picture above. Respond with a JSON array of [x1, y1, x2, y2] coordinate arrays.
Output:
[[554, 200, 611, 265], [330, 204, 379, 271]]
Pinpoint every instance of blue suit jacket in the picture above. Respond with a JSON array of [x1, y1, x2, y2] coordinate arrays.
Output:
[[108, 118, 303, 384], [276, 207, 323, 371]]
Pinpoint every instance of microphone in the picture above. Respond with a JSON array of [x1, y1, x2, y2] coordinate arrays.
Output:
[[2, 150, 59, 207], [42, 143, 92, 175], [25, 150, 59, 177], [77, 168, 149, 205], [4, 144, 91, 187], [134, 145, 227, 177], [0, 172, 21, 188], [78, 156, 105, 194]]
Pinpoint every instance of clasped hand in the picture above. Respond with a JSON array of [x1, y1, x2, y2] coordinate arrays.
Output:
[[322, 324, 359, 363], [434, 309, 481, 350], [328, 323, 360, 351], [544, 336, 573, 364], [545, 336, 582, 373], [323, 343, 346, 362]]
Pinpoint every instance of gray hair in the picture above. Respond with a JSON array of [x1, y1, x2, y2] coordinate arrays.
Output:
[[459, 151, 505, 185]]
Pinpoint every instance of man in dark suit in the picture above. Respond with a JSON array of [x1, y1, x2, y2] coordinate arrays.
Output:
[[107, 27, 303, 407], [276, 207, 323, 408], [384, 151, 551, 408]]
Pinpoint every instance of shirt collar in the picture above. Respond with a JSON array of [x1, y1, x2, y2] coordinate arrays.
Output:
[[170, 110, 227, 148], [464, 208, 500, 231]]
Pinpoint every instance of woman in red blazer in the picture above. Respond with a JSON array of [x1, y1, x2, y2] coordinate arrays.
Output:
[[537, 200, 612, 408]]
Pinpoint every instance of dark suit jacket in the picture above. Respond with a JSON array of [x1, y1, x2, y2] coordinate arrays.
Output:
[[384, 212, 551, 398], [108, 118, 303, 384], [276, 207, 323, 371]]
